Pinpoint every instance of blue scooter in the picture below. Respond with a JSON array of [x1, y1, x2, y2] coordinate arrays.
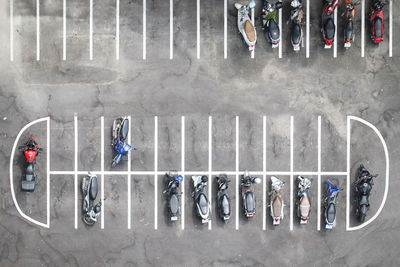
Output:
[[325, 180, 341, 229], [112, 117, 135, 168]]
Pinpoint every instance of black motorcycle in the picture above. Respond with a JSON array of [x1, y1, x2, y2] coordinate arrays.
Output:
[[81, 173, 102, 226], [163, 172, 183, 221], [241, 170, 261, 218], [216, 174, 231, 222], [192, 175, 211, 224], [355, 165, 377, 222]]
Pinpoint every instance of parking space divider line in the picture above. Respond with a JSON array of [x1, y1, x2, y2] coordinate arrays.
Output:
[[235, 116, 239, 230], [63, 0, 66, 60], [10, 0, 13, 61], [279, 8, 282, 58], [90, 0, 93, 60], [389, 0, 392, 57], [47, 117, 50, 227], [154, 116, 158, 230], [290, 116, 294, 231], [170, 0, 173, 59], [333, 8, 337, 58], [36, 0, 40, 61], [208, 116, 212, 230], [116, 0, 119, 60], [224, 0, 227, 59], [263, 116, 266, 231], [317, 116, 321, 231], [181, 116, 185, 230], [143, 0, 146, 60], [306, 0, 309, 58], [127, 116, 131, 229], [361, 0, 365, 57], [197, 0, 200, 59], [346, 116, 350, 230], [74, 115, 78, 229], [101, 116, 104, 229], [251, 9, 255, 59]]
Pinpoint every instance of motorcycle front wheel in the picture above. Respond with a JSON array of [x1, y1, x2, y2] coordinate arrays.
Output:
[[83, 214, 96, 226]]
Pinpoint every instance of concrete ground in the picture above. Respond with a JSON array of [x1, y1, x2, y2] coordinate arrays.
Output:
[[0, 0, 400, 266]]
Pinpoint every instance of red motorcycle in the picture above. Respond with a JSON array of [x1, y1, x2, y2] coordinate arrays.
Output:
[[321, 0, 339, 49], [19, 136, 42, 192], [369, 0, 387, 44]]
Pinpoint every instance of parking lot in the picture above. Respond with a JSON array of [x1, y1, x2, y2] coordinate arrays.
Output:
[[0, 0, 400, 265]]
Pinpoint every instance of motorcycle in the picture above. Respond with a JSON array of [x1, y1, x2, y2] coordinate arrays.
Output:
[[343, 0, 359, 48], [296, 176, 311, 224], [192, 175, 211, 224], [112, 117, 135, 168], [216, 174, 231, 222], [81, 172, 102, 226], [325, 179, 341, 229], [235, 1, 257, 51], [261, 0, 283, 48], [241, 170, 261, 218], [269, 176, 285, 225], [321, 0, 339, 49], [163, 172, 183, 221], [355, 165, 377, 222], [19, 136, 42, 192], [369, 0, 387, 44], [289, 0, 304, 52]]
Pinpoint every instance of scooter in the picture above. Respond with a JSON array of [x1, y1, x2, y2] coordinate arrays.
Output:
[[325, 179, 341, 229], [369, 0, 387, 44], [19, 136, 43, 192], [343, 0, 359, 48], [241, 170, 261, 218], [355, 165, 377, 222], [269, 176, 285, 225], [296, 176, 311, 224], [192, 175, 211, 224], [289, 0, 304, 52], [112, 117, 135, 168], [261, 0, 283, 48], [216, 174, 231, 222], [81, 172, 102, 226], [321, 0, 339, 48], [235, 1, 257, 51], [163, 172, 183, 221]]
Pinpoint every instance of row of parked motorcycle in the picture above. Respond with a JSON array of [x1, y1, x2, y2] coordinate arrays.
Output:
[[18, 117, 377, 227], [237, 0, 388, 52]]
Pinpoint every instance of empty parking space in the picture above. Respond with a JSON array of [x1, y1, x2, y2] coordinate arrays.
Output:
[[321, 116, 347, 172], [78, 117, 101, 172], [239, 116, 263, 172], [200, 0, 224, 60], [293, 115, 318, 172], [49, 175, 74, 231], [158, 116, 182, 171], [50, 121, 74, 171], [185, 116, 208, 171], [173, 0, 197, 59], [119, 0, 143, 60], [130, 117, 154, 171], [104, 175, 128, 230], [212, 116, 236, 171], [146, 0, 170, 60]]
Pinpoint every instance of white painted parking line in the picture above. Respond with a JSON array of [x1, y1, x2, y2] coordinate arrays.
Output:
[[181, 116, 185, 230], [36, 0, 40, 61], [306, 0, 309, 58], [389, 0, 392, 57], [346, 116, 390, 231], [10, 0, 13, 61], [197, 0, 200, 59], [317, 116, 321, 231], [279, 8, 282, 58], [251, 8, 255, 59], [116, 0, 120, 60], [100, 116, 104, 229], [9, 117, 50, 228], [208, 116, 212, 230], [127, 116, 131, 229], [361, 0, 365, 57], [262, 116, 266, 231], [333, 8, 337, 58], [154, 116, 158, 230], [74, 115, 78, 229], [89, 0, 93, 60], [289, 116, 294, 231], [224, 0, 227, 59], [143, 0, 146, 60], [170, 0, 173, 59], [235, 116, 239, 230], [63, 0, 66, 60]]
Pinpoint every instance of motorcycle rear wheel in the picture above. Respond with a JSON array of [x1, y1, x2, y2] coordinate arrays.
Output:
[[83, 214, 96, 226], [359, 213, 366, 223]]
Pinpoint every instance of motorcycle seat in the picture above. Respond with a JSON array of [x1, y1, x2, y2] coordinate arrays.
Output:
[[89, 178, 98, 200], [120, 120, 129, 141], [324, 18, 335, 39], [300, 195, 310, 217], [374, 17, 382, 39], [267, 19, 280, 41], [345, 21, 353, 39], [272, 196, 282, 217], [25, 163, 35, 181], [244, 20, 256, 42], [326, 203, 336, 223], [221, 194, 230, 215], [199, 193, 208, 214], [170, 194, 179, 214], [245, 191, 254, 212], [359, 195, 369, 206], [292, 23, 301, 44]]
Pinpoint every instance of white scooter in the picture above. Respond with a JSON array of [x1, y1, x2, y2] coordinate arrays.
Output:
[[269, 176, 285, 225], [192, 175, 211, 224], [235, 1, 257, 51], [296, 176, 311, 224]]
